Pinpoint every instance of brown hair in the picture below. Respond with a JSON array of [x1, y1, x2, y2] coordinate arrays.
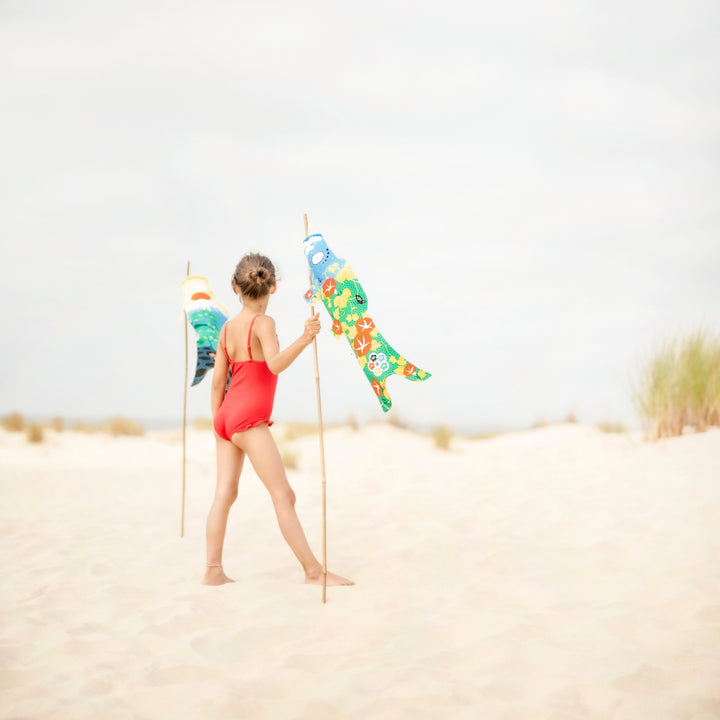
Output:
[[231, 253, 277, 299]]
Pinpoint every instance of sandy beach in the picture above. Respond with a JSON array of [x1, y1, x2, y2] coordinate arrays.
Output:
[[1, 422, 719, 719]]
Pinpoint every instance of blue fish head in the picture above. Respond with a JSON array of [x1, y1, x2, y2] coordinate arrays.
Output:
[[303, 234, 342, 281]]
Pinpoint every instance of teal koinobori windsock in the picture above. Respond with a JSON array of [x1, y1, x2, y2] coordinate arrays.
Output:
[[302, 233, 431, 412], [181, 275, 229, 386]]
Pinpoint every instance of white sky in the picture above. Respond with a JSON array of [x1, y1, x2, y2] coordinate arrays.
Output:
[[1, 1, 718, 432]]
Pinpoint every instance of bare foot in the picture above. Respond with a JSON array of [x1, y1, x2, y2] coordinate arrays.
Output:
[[202, 566, 235, 586], [305, 568, 355, 586]]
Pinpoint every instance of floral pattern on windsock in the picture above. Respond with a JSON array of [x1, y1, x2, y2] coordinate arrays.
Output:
[[367, 352, 390, 377], [302, 233, 431, 412]]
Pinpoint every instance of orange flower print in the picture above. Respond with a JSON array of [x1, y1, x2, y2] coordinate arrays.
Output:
[[403, 363, 417, 377], [371, 379, 383, 396], [332, 319, 343, 336], [356, 316, 375, 333], [304, 289, 315, 300], [353, 331, 372, 357], [322, 278, 337, 297]]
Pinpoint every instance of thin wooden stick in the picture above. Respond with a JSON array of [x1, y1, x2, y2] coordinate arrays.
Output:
[[304, 213, 328, 603], [181, 260, 190, 538]]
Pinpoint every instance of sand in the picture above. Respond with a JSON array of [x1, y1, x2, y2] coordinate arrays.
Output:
[[1, 422, 719, 719]]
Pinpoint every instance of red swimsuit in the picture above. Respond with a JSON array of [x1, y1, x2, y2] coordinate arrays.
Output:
[[213, 315, 278, 441]]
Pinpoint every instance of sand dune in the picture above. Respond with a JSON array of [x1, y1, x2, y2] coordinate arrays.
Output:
[[1, 423, 719, 719]]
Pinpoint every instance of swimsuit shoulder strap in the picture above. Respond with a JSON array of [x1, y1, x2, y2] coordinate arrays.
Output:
[[247, 314, 260, 361], [223, 324, 231, 363]]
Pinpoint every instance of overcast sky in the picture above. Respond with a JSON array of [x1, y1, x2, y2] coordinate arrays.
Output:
[[1, 0, 718, 432]]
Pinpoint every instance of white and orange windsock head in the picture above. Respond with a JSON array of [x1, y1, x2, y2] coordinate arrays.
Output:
[[181, 276, 229, 386]]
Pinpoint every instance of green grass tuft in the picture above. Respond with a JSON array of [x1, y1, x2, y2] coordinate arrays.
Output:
[[634, 329, 720, 439]]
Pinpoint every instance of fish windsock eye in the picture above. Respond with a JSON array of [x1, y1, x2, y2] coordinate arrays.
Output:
[[311, 251, 324, 265]]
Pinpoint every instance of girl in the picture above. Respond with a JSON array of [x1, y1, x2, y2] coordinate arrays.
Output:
[[202, 252, 354, 588]]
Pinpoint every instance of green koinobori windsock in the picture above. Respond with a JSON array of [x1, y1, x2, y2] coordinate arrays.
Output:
[[303, 233, 431, 411], [181, 275, 229, 386]]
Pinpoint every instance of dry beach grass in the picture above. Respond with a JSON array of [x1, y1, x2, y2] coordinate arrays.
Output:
[[634, 329, 720, 440]]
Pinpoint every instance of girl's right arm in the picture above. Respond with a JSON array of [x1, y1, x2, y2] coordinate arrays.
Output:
[[256, 313, 321, 375], [210, 328, 230, 417]]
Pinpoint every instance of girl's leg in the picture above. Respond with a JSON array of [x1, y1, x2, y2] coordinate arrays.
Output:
[[232, 424, 353, 586], [202, 434, 245, 585]]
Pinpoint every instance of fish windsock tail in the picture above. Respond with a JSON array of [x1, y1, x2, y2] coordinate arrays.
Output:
[[358, 331, 431, 412], [191, 345, 218, 386]]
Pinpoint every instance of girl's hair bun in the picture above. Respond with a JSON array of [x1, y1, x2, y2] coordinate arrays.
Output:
[[232, 253, 276, 299]]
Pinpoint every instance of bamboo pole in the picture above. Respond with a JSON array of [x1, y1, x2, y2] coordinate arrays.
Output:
[[304, 213, 328, 603], [181, 260, 190, 538]]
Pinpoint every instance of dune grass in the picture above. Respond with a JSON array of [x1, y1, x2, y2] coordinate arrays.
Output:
[[280, 448, 299, 470], [283, 422, 319, 441], [634, 329, 720, 439], [1, 412, 25, 432], [597, 421, 627, 434], [71, 421, 102, 434], [26, 424, 44, 443], [3, 414, 147, 437], [432, 425, 453, 451], [70, 418, 145, 436], [467, 430, 500, 441], [2, 413, 63, 437], [387, 414, 413, 431], [193, 417, 214, 431], [105, 417, 145, 437]]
